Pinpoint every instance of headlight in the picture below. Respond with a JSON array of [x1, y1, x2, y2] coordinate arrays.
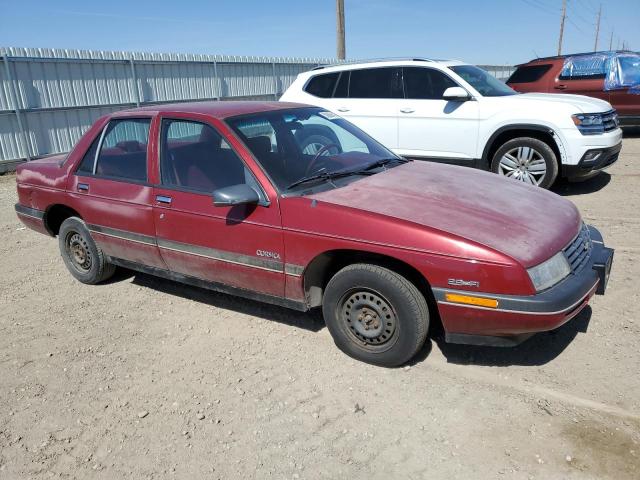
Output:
[[527, 251, 571, 292], [572, 113, 607, 135]]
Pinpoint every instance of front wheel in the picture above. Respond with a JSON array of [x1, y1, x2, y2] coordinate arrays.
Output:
[[322, 264, 429, 367], [491, 137, 558, 189], [58, 217, 116, 284]]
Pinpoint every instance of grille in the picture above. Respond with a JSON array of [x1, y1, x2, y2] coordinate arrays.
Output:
[[602, 110, 619, 132], [563, 225, 592, 274]]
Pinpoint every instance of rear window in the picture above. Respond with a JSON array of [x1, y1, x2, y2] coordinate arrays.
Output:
[[349, 67, 402, 99], [507, 64, 552, 83], [304, 72, 339, 98]]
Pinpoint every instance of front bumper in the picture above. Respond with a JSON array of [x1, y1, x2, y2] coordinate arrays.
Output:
[[563, 142, 622, 180], [437, 225, 613, 346]]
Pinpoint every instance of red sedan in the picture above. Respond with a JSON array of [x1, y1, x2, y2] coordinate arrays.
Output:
[[15, 101, 614, 366]]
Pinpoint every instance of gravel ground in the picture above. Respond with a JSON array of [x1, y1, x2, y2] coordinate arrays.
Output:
[[1, 135, 639, 479]]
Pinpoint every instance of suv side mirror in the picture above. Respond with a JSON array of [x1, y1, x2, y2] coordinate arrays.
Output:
[[212, 184, 260, 207], [442, 86, 471, 101]]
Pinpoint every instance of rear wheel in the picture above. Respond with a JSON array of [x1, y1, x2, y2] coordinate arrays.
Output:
[[322, 264, 429, 367], [491, 137, 558, 189], [58, 217, 115, 284]]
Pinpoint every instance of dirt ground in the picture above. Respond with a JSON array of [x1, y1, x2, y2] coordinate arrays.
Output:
[[1, 135, 639, 480]]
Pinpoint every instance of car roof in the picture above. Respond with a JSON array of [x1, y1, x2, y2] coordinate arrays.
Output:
[[516, 49, 638, 66], [112, 100, 310, 119], [306, 58, 467, 74]]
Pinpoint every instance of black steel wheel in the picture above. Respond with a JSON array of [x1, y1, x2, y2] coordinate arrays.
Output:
[[323, 264, 429, 367], [58, 217, 116, 284]]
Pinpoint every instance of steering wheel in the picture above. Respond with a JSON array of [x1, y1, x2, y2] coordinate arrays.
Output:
[[305, 143, 340, 175]]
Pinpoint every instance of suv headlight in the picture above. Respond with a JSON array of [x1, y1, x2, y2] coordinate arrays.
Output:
[[572, 113, 608, 135], [527, 251, 571, 292]]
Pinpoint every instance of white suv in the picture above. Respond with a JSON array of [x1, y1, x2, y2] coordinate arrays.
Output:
[[280, 59, 623, 188]]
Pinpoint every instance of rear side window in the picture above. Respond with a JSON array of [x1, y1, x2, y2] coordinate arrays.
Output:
[[403, 67, 458, 99], [349, 67, 402, 99], [559, 56, 608, 80], [76, 135, 101, 175], [304, 72, 339, 98], [507, 64, 552, 83], [94, 118, 151, 182]]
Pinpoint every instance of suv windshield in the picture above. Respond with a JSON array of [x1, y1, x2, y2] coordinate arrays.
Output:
[[226, 107, 403, 192], [450, 65, 516, 97]]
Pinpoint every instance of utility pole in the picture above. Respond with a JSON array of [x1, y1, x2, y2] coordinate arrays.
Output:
[[558, 0, 567, 56], [609, 31, 613, 50], [594, 4, 601, 51], [336, 0, 346, 60]]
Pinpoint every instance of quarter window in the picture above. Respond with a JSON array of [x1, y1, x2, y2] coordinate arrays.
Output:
[[93, 118, 151, 182], [304, 72, 340, 98], [507, 64, 552, 83], [403, 67, 458, 99], [160, 119, 261, 196]]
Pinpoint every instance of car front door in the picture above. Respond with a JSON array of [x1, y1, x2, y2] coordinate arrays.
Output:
[[320, 67, 401, 149], [397, 67, 479, 162], [151, 115, 285, 298], [69, 115, 166, 269]]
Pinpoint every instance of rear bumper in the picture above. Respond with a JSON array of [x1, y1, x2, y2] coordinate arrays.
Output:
[[15, 203, 50, 236], [437, 226, 613, 346], [562, 141, 622, 180]]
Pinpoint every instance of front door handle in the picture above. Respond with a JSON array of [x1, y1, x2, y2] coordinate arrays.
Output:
[[400, 108, 415, 113], [554, 84, 568, 90], [77, 183, 89, 192], [156, 195, 172, 205], [337, 107, 350, 112]]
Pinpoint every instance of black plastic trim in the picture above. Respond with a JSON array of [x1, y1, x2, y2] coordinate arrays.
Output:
[[482, 124, 557, 163], [405, 155, 487, 170], [563, 142, 622, 179], [105, 256, 308, 312], [15, 203, 45, 220], [87, 224, 156, 246]]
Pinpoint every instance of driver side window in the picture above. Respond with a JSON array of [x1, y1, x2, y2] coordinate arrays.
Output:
[[160, 119, 261, 196]]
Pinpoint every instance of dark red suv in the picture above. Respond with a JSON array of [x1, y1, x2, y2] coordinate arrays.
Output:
[[507, 51, 640, 127]]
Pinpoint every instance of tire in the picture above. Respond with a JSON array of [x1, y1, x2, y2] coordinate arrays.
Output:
[[322, 264, 429, 367], [58, 217, 116, 284], [491, 137, 559, 189], [296, 126, 342, 155]]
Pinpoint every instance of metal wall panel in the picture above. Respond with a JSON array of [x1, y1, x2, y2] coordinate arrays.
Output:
[[0, 47, 512, 169]]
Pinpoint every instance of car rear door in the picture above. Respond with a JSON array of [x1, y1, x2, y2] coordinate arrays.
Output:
[[69, 115, 166, 269], [151, 115, 285, 298], [397, 67, 479, 162], [554, 57, 608, 101], [316, 67, 401, 149]]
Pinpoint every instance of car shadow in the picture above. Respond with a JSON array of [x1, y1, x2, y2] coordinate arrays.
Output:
[[116, 269, 325, 332], [622, 126, 640, 138], [432, 306, 592, 367], [552, 173, 611, 196]]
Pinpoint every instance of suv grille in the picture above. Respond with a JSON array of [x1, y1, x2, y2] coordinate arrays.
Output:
[[602, 110, 619, 132], [563, 225, 592, 274]]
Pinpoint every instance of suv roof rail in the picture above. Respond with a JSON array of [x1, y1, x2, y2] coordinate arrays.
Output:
[[531, 49, 638, 62], [311, 57, 435, 70]]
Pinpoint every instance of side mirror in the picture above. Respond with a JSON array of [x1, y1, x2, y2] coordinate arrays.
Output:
[[442, 86, 471, 101], [212, 184, 260, 207]]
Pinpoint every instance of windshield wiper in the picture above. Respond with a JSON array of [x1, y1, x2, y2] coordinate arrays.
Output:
[[286, 168, 375, 190], [361, 157, 411, 171]]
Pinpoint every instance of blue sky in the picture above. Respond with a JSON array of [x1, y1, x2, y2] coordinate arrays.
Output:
[[0, 0, 638, 64]]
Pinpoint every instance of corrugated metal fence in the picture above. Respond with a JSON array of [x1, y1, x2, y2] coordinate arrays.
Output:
[[0, 47, 513, 171]]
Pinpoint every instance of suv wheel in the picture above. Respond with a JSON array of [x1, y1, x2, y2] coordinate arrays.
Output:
[[322, 264, 429, 367], [491, 137, 558, 189], [59, 217, 116, 284]]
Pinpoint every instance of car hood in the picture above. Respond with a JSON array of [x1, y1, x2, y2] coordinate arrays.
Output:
[[515, 92, 613, 113], [308, 162, 581, 268]]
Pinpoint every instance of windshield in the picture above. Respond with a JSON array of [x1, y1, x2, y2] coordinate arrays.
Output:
[[450, 65, 517, 97], [226, 107, 401, 192]]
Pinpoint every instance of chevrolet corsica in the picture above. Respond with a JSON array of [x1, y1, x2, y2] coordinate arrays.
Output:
[[15, 102, 614, 366]]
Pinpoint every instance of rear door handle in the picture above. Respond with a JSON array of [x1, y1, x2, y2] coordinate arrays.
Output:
[[400, 108, 415, 113], [77, 183, 89, 192], [337, 107, 350, 112], [554, 84, 568, 90], [156, 195, 172, 205]]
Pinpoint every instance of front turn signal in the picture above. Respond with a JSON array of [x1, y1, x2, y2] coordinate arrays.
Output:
[[445, 293, 499, 309]]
